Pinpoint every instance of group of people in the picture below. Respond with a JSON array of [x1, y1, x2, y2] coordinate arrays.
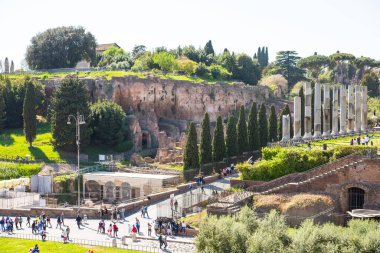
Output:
[[350, 135, 372, 146], [220, 164, 235, 177], [98, 206, 126, 222], [0, 215, 23, 233]]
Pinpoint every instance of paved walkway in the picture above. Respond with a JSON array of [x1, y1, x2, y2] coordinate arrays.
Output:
[[1, 175, 235, 253]]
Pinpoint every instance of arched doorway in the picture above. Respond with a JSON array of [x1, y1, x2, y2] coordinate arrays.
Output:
[[142, 132, 148, 149], [348, 187, 365, 211], [121, 182, 131, 200], [105, 181, 115, 201], [85, 180, 101, 199]]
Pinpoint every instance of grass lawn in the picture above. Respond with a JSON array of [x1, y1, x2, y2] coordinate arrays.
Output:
[[180, 210, 207, 229], [0, 237, 145, 253], [299, 133, 380, 149]]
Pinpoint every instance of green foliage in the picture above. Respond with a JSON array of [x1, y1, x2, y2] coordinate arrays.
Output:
[[26, 26, 96, 69], [114, 140, 133, 153], [275, 51, 305, 88], [361, 72, 379, 97], [225, 116, 237, 157], [212, 116, 226, 162], [89, 100, 127, 146], [257, 46, 269, 68], [23, 78, 37, 146], [177, 57, 198, 75], [98, 46, 132, 70], [195, 62, 209, 77], [183, 122, 199, 171], [0, 162, 41, 180], [152, 51, 178, 72], [297, 54, 331, 80], [51, 78, 92, 150], [258, 103, 268, 148], [204, 40, 215, 56], [199, 112, 212, 165], [209, 64, 231, 79], [0, 87, 6, 132], [236, 106, 248, 154], [131, 52, 153, 71], [238, 146, 375, 181], [247, 103, 260, 151], [268, 105, 277, 142], [236, 54, 260, 85]]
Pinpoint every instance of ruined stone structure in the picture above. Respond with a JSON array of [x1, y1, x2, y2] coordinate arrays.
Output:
[[293, 96, 302, 140], [303, 82, 312, 139], [361, 85, 368, 131], [281, 114, 290, 141], [313, 83, 322, 138], [347, 85, 355, 133], [331, 85, 339, 136], [45, 76, 269, 153], [322, 84, 331, 137], [339, 85, 346, 134], [354, 85, 362, 132]]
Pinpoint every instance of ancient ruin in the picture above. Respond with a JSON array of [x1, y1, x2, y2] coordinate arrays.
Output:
[[293, 96, 302, 140], [313, 82, 322, 137], [303, 82, 312, 138], [281, 114, 291, 141]]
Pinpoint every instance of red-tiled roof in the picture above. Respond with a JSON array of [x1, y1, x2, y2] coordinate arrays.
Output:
[[96, 43, 120, 52]]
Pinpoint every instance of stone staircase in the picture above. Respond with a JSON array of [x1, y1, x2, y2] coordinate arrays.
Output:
[[207, 154, 365, 215]]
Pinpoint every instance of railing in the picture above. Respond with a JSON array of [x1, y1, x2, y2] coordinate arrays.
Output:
[[0, 232, 161, 253]]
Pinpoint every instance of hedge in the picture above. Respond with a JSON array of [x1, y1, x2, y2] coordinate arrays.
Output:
[[238, 146, 376, 181], [0, 163, 41, 180]]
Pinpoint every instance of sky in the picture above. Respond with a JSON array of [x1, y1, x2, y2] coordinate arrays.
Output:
[[1, 0, 380, 69]]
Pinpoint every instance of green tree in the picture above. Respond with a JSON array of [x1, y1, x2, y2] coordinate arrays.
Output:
[[236, 106, 248, 154], [183, 122, 199, 170], [236, 54, 261, 85], [361, 72, 380, 97], [199, 112, 212, 165], [225, 116, 237, 157], [329, 52, 356, 84], [10, 61, 14, 73], [51, 78, 92, 150], [212, 116, 226, 162], [248, 103, 260, 150], [354, 57, 379, 81], [204, 40, 215, 56], [299, 86, 305, 135], [26, 26, 96, 69], [152, 52, 177, 72], [131, 45, 147, 59], [4, 58, 9, 73], [0, 87, 6, 132], [23, 78, 36, 146], [278, 104, 293, 140], [89, 100, 127, 146], [297, 54, 331, 80], [258, 103, 268, 147], [274, 51, 304, 88], [268, 105, 277, 142]]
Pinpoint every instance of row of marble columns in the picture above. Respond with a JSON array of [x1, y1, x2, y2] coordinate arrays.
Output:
[[282, 83, 367, 141]]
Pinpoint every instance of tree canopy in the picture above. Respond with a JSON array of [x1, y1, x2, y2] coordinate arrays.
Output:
[[297, 54, 331, 80], [274, 51, 304, 88], [26, 26, 96, 69]]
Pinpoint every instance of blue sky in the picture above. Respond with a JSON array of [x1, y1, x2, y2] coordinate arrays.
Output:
[[1, 0, 380, 69]]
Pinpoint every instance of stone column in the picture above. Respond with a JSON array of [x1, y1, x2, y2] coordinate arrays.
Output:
[[293, 96, 302, 140], [313, 83, 322, 138], [303, 82, 312, 139], [361, 85, 367, 132], [322, 84, 331, 137], [331, 85, 339, 136], [354, 85, 361, 132], [347, 85, 354, 133], [339, 85, 346, 134], [281, 114, 290, 141]]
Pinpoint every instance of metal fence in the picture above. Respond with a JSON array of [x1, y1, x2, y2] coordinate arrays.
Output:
[[0, 232, 162, 253], [0, 191, 41, 208]]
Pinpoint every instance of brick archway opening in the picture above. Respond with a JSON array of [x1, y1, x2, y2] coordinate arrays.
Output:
[[348, 187, 365, 211]]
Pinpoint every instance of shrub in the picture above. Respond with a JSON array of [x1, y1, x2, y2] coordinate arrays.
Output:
[[177, 57, 197, 75], [209, 64, 232, 79], [152, 52, 178, 72], [0, 163, 41, 180], [195, 63, 209, 77], [238, 146, 375, 181]]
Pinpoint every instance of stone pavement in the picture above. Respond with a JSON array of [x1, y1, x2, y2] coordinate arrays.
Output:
[[2, 175, 235, 252]]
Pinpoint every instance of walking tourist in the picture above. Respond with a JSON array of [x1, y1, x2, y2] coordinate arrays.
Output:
[[66, 226, 70, 241], [60, 212, 65, 226], [56, 216, 62, 229], [46, 215, 52, 228], [158, 233, 164, 249], [76, 214, 82, 229], [108, 224, 113, 237], [148, 222, 152, 236], [113, 223, 118, 237], [26, 215, 31, 227], [135, 218, 140, 234]]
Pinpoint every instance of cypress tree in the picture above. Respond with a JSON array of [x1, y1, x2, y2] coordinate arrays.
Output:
[[268, 105, 277, 142], [10, 61, 14, 73], [183, 122, 199, 170], [0, 88, 6, 132], [204, 40, 215, 56], [4, 58, 9, 73], [257, 47, 261, 66], [248, 103, 260, 150], [258, 103, 268, 147], [199, 112, 212, 165], [299, 86, 305, 136], [23, 78, 36, 146], [236, 105, 248, 154], [225, 116, 237, 157], [212, 116, 226, 162], [265, 47, 269, 66]]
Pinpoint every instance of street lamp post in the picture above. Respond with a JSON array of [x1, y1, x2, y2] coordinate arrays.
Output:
[[67, 111, 86, 210]]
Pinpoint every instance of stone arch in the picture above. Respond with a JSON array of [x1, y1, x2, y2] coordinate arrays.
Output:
[[85, 180, 100, 199], [339, 182, 371, 212], [104, 181, 115, 200], [121, 182, 131, 200], [142, 131, 151, 149]]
